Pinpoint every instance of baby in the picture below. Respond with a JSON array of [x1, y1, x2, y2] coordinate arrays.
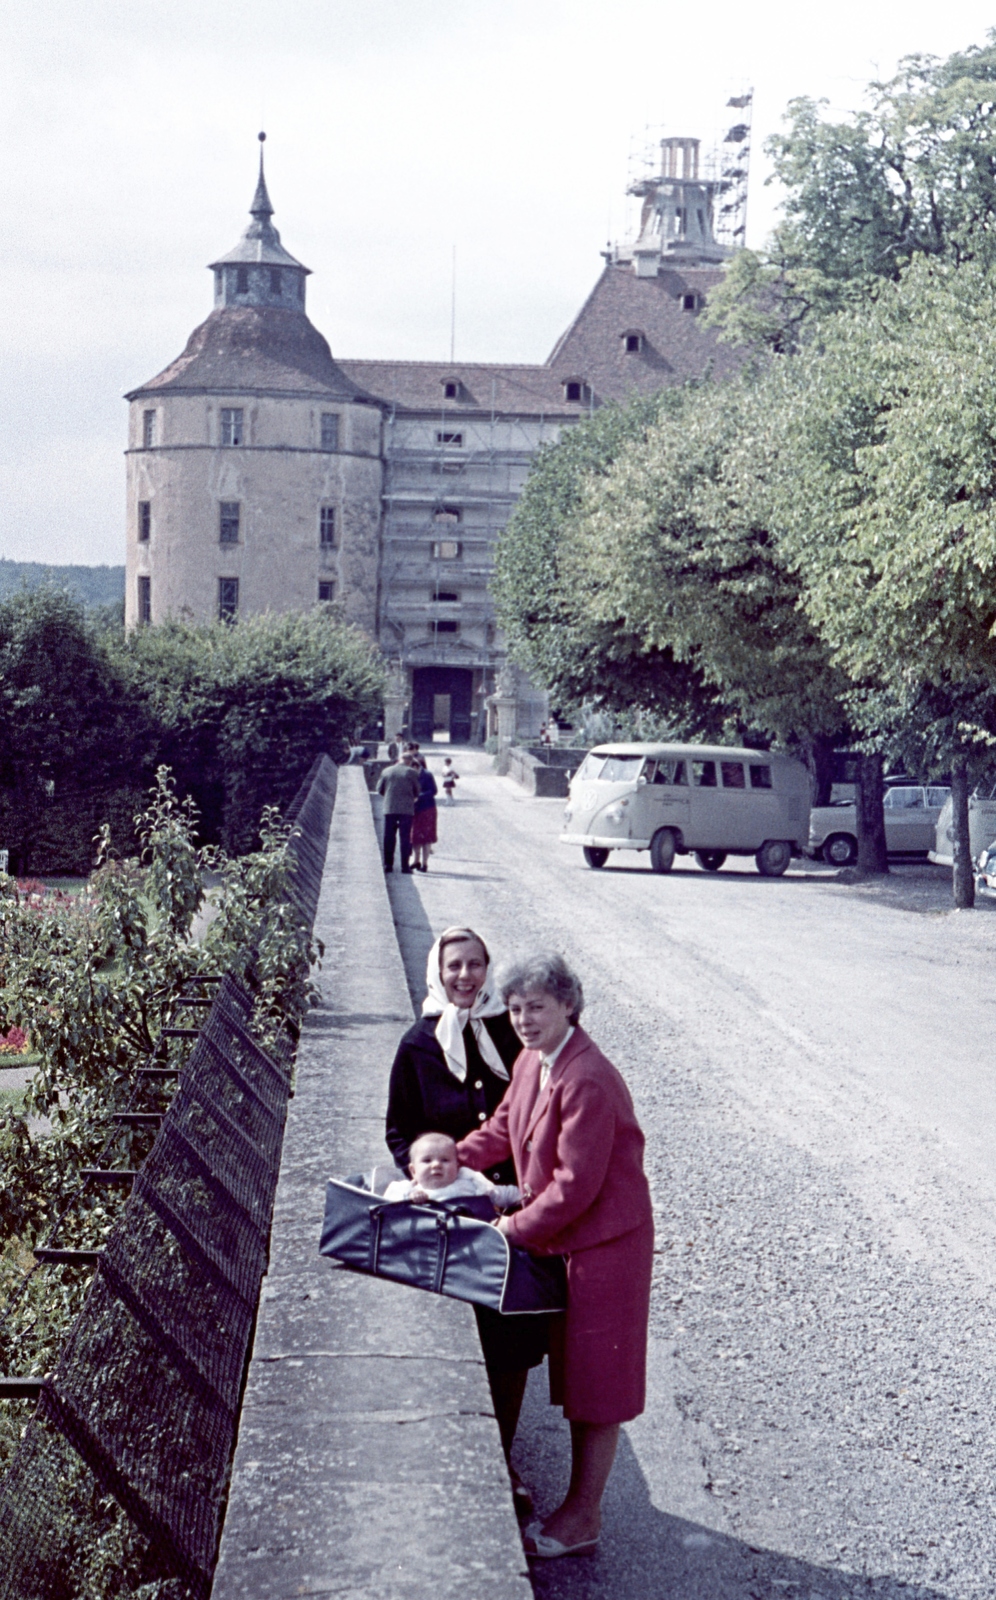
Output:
[[384, 1131, 520, 1210]]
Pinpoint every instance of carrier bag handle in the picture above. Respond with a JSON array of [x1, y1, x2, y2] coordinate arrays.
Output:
[[432, 1211, 452, 1294], [369, 1205, 388, 1275]]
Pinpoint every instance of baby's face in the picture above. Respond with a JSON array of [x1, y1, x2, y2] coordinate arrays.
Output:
[[410, 1138, 459, 1190]]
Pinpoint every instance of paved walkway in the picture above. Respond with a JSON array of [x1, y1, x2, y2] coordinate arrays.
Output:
[[212, 767, 532, 1600]]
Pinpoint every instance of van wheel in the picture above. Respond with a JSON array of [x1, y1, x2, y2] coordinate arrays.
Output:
[[694, 850, 726, 872], [583, 847, 609, 869], [756, 840, 792, 877], [650, 829, 677, 874], [823, 833, 857, 867]]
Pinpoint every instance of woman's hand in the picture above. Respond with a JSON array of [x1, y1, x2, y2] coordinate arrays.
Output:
[[492, 1215, 514, 1236]]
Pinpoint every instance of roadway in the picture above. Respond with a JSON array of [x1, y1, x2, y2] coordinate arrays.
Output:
[[384, 749, 996, 1600]]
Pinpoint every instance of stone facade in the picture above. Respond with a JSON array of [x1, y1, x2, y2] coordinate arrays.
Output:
[[124, 135, 736, 741]]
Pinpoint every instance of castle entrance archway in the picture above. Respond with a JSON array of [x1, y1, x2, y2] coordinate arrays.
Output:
[[411, 667, 473, 744]]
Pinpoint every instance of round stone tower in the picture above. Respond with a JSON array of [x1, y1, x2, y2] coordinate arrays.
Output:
[[124, 136, 384, 631]]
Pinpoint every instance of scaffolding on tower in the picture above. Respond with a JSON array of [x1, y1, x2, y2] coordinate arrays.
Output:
[[714, 90, 753, 250]]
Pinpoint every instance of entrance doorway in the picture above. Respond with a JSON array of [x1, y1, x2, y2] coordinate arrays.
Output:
[[412, 667, 473, 743], [432, 695, 452, 742]]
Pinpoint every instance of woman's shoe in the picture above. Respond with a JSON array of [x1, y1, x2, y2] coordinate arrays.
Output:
[[523, 1522, 598, 1560]]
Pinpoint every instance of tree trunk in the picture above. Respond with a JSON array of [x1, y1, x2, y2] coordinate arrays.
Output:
[[950, 755, 975, 909], [805, 734, 836, 808], [855, 753, 888, 874]]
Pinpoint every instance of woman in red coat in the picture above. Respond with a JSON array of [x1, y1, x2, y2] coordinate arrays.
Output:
[[456, 952, 653, 1560]]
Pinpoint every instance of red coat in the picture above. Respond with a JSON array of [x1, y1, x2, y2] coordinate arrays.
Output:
[[457, 1026, 654, 1422], [455, 1027, 652, 1255]]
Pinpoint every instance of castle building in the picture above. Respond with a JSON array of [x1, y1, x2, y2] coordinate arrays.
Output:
[[125, 134, 738, 743]]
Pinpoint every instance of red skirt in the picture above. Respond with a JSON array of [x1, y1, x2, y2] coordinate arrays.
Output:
[[548, 1218, 654, 1424], [411, 807, 437, 847]]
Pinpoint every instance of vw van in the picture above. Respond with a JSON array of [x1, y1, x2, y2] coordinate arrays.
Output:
[[560, 743, 811, 876], [929, 778, 996, 867]]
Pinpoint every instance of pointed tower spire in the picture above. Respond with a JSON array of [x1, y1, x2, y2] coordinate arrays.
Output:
[[209, 133, 311, 310], [251, 130, 274, 219]]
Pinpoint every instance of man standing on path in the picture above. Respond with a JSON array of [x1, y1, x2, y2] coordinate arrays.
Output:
[[378, 752, 422, 874]]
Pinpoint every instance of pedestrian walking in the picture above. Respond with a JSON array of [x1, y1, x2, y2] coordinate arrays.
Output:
[[411, 758, 438, 872], [441, 757, 459, 804], [377, 752, 421, 873]]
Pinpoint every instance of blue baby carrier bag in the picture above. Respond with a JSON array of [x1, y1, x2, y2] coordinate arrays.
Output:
[[319, 1176, 566, 1315]]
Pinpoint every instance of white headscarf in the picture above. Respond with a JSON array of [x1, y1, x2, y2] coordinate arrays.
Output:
[[422, 930, 510, 1085]]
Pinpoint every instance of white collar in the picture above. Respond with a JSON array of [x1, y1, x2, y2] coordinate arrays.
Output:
[[541, 1025, 575, 1070]]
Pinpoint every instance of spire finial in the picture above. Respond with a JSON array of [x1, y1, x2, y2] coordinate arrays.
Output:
[[251, 131, 274, 220]]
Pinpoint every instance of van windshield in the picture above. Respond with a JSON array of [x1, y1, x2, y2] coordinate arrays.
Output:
[[597, 755, 646, 783], [574, 753, 606, 783]]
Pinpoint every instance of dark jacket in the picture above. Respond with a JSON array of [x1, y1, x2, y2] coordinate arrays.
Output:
[[385, 1011, 522, 1184], [414, 769, 438, 813], [377, 761, 421, 815]]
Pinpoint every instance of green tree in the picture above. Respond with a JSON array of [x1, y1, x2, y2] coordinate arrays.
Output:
[[118, 608, 385, 852], [0, 590, 148, 875], [493, 393, 728, 733], [707, 34, 996, 351], [769, 257, 996, 903], [563, 374, 851, 776]]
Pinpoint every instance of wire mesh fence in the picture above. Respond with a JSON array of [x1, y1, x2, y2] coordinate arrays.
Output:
[[0, 755, 337, 1600]]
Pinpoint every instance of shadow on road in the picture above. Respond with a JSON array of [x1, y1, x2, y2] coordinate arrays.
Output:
[[516, 1370, 952, 1600]]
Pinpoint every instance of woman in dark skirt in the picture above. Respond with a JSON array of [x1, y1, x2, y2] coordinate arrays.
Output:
[[410, 758, 438, 873], [385, 925, 545, 1514]]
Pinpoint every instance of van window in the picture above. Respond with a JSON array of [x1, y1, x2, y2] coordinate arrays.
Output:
[[749, 764, 773, 789], [721, 762, 745, 789], [650, 759, 687, 786], [692, 760, 717, 788], [575, 753, 606, 782], [926, 787, 950, 807], [600, 755, 645, 783]]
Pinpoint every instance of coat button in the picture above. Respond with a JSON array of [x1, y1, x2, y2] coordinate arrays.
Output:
[[478, 1111, 486, 1121], [474, 1080, 483, 1090]]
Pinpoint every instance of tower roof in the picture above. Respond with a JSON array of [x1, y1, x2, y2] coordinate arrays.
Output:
[[209, 133, 309, 274]]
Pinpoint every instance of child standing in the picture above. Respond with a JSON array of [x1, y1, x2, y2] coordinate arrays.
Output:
[[441, 758, 459, 804]]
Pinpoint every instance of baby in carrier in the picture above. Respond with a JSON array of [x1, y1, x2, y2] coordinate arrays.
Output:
[[384, 1131, 520, 1210]]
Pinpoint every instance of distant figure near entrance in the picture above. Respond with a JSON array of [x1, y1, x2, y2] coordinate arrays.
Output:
[[377, 753, 421, 873]]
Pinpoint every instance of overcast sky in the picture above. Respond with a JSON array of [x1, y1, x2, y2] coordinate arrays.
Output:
[[2, 0, 994, 566]]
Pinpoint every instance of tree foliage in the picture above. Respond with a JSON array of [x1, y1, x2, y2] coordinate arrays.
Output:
[[0, 597, 384, 870], [706, 34, 996, 350], [492, 394, 727, 731]]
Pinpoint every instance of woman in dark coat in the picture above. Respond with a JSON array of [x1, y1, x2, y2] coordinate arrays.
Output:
[[410, 759, 438, 873], [458, 952, 654, 1560], [385, 925, 544, 1512]]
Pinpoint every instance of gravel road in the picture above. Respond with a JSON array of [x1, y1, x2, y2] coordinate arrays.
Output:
[[383, 750, 996, 1600]]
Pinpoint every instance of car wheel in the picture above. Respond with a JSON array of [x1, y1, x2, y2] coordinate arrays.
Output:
[[822, 833, 857, 867], [755, 839, 792, 877], [694, 850, 727, 872], [583, 847, 609, 869], [650, 829, 677, 874]]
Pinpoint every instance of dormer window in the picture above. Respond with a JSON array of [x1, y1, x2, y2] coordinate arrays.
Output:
[[563, 379, 590, 403], [236, 267, 249, 295], [622, 332, 644, 354], [682, 293, 700, 312], [270, 268, 282, 294]]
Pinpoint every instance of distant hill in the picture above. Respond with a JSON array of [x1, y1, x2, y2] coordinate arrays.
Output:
[[0, 559, 125, 609]]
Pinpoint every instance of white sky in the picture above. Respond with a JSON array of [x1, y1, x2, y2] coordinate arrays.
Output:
[[2, 0, 994, 565]]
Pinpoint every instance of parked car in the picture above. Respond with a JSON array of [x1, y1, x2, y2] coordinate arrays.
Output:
[[806, 784, 950, 866], [975, 841, 996, 897], [560, 743, 811, 876], [930, 780, 996, 867]]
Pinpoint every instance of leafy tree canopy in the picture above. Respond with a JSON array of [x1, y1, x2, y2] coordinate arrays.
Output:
[[706, 34, 996, 349], [768, 255, 996, 776]]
